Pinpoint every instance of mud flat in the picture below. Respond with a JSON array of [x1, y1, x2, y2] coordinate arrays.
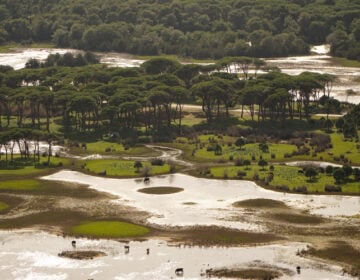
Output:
[[0, 230, 354, 280], [43, 171, 360, 231]]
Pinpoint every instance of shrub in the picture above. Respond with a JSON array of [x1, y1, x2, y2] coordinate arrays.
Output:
[[276, 185, 290, 191], [324, 185, 342, 192], [237, 170, 247, 178], [243, 159, 251, 166], [234, 158, 244, 166], [293, 186, 308, 193], [150, 158, 165, 166]]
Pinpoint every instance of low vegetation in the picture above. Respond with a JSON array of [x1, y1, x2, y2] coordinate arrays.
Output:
[[0, 180, 42, 191], [302, 242, 360, 277], [206, 268, 284, 279], [58, 250, 106, 260], [174, 227, 282, 246], [233, 199, 288, 209], [267, 213, 325, 225], [71, 221, 150, 238], [80, 159, 171, 177], [0, 202, 9, 212], [137, 187, 184, 195]]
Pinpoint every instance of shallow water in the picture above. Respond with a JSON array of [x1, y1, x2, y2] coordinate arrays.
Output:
[[0, 230, 354, 280], [43, 171, 360, 230], [123, 145, 193, 167], [0, 46, 359, 103]]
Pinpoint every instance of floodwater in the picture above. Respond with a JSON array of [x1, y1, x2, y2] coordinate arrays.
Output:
[[0, 230, 354, 280], [43, 171, 360, 229], [123, 145, 193, 167], [0, 46, 359, 103]]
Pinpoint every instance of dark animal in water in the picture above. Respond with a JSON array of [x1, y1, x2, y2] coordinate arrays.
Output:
[[71, 240, 76, 248], [175, 268, 184, 275], [143, 177, 150, 183], [296, 266, 301, 274], [124, 245, 130, 254]]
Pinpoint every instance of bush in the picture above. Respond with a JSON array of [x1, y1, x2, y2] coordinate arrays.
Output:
[[234, 158, 244, 166], [324, 185, 342, 192], [293, 186, 308, 193], [150, 158, 165, 166], [237, 170, 247, 178], [276, 185, 290, 191]]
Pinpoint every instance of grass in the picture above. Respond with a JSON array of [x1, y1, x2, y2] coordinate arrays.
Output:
[[0, 202, 9, 212], [176, 227, 282, 246], [268, 213, 324, 224], [0, 180, 42, 191], [70, 141, 158, 157], [233, 199, 288, 209], [331, 57, 360, 68], [81, 159, 171, 177], [303, 242, 360, 277], [0, 157, 71, 178], [0, 43, 55, 53], [137, 186, 184, 195], [210, 164, 360, 194], [71, 221, 150, 238], [133, 54, 216, 64]]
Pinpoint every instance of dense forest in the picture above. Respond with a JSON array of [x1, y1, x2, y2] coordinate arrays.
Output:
[[0, 0, 359, 59]]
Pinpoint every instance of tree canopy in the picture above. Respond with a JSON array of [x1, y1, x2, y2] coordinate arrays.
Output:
[[0, 0, 359, 60]]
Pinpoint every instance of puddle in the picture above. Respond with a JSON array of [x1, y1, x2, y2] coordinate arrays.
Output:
[[0, 230, 354, 280], [43, 171, 360, 230]]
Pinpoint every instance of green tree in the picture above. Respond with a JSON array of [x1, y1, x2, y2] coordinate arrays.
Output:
[[305, 167, 318, 182], [134, 161, 143, 172]]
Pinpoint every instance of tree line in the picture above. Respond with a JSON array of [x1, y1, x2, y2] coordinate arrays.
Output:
[[0, 54, 357, 142], [0, 0, 359, 60]]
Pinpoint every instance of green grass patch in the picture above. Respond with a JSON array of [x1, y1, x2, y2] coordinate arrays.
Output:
[[84, 141, 126, 153], [233, 199, 288, 209], [0, 157, 71, 178], [82, 159, 171, 177], [71, 221, 149, 238], [0, 201, 10, 212], [70, 141, 158, 157], [210, 164, 360, 194], [331, 57, 360, 68], [0, 180, 42, 191], [134, 54, 215, 64], [137, 186, 183, 195], [0, 43, 55, 53], [269, 213, 324, 224]]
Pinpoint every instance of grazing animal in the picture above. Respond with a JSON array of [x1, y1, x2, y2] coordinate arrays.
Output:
[[71, 240, 76, 248], [124, 245, 130, 254], [144, 177, 150, 183], [175, 268, 184, 275]]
